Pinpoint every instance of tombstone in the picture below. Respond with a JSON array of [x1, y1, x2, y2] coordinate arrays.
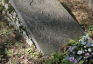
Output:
[[88, 0, 93, 8], [9, 0, 84, 56]]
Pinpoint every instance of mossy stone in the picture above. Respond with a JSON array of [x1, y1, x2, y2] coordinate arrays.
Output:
[[7, 3, 14, 13], [19, 26, 26, 31], [5, 0, 9, 4]]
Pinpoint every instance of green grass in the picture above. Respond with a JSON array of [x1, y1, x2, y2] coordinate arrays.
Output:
[[0, 0, 2, 3], [88, 25, 93, 31], [5, 48, 13, 55], [0, 29, 13, 35]]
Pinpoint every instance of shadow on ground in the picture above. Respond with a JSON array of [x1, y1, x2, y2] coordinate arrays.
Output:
[[0, 14, 27, 63], [61, 3, 79, 23], [0, 44, 8, 63]]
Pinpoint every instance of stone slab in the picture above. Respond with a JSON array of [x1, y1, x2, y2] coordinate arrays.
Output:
[[9, 0, 84, 56]]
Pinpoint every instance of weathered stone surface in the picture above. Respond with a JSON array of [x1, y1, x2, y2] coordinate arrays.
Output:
[[88, 0, 93, 8], [9, 0, 84, 56]]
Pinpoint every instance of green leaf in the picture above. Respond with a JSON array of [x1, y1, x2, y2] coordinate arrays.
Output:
[[91, 53, 93, 55], [48, 60, 52, 64], [0, 7, 2, 11], [90, 59, 93, 62], [56, 50, 60, 57], [72, 46, 77, 50], [33, 52, 39, 55], [62, 59, 66, 62], [51, 56, 54, 59], [62, 49, 69, 55], [77, 56, 82, 61], [43, 62, 45, 64], [31, 54, 34, 58], [89, 28, 93, 31], [75, 42, 79, 44], [76, 37, 81, 40], [79, 60, 84, 64], [88, 26, 93, 31], [51, 53, 55, 56], [66, 43, 73, 46], [69, 38, 75, 43]]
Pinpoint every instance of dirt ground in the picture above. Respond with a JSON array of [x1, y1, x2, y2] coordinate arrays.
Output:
[[0, 0, 93, 64], [0, 15, 42, 64], [59, 0, 93, 39]]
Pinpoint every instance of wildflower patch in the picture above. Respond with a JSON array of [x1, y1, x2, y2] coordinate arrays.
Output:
[[65, 34, 93, 64]]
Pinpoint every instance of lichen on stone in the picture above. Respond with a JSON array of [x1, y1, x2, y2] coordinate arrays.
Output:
[[7, 3, 14, 13], [19, 21, 22, 24], [19, 26, 26, 31], [0, 6, 5, 11], [5, 0, 9, 4]]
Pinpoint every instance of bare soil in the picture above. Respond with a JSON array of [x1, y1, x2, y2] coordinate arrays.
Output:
[[59, 0, 93, 39], [0, 15, 43, 64]]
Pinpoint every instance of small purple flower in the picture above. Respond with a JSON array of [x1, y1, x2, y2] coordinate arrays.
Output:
[[88, 42, 91, 45], [74, 59, 78, 64], [83, 57, 86, 59], [69, 46, 73, 52], [85, 53, 90, 57], [69, 57, 74, 62], [67, 52, 69, 55], [87, 38, 90, 40]]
